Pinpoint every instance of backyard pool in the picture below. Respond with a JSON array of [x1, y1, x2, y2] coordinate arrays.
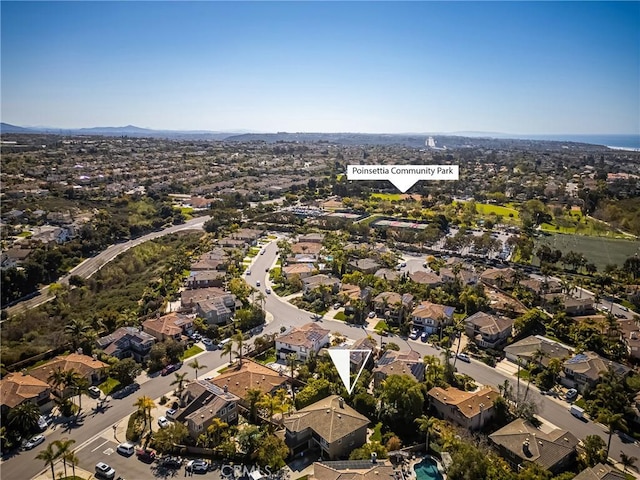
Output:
[[414, 456, 444, 480]]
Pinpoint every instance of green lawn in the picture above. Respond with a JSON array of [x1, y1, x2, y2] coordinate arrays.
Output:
[[374, 320, 389, 331], [99, 377, 121, 395], [334, 311, 347, 321], [370, 422, 383, 442], [180, 345, 204, 360], [371, 193, 407, 201], [534, 233, 640, 270], [475, 203, 520, 219]]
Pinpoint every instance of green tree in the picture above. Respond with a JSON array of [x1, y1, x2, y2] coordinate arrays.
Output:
[[516, 462, 552, 480], [64, 318, 92, 350], [255, 433, 289, 470], [415, 415, 438, 453], [446, 442, 489, 480], [237, 424, 263, 454], [197, 417, 228, 448], [620, 451, 638, 473], [152, 421, 189, 453], [36, 443, 59, 480], [596, 410, 627, 456], [8, 401, 41, 434], [349, 442, 388, 460], [188, 358, 208, 380], [110, 357, 142, 386], [379, 374, 424, 424], [245, 388, 263, 423], [232, 330, 245, 367], [52, 438, 76, 478], [170, 372, 189, 394], [581, 434, 607, 467], [220, 339, 234, 365], [133, 396, 156, 434]]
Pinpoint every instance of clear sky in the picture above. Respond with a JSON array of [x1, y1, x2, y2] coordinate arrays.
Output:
[[1, 1, 638, 134]]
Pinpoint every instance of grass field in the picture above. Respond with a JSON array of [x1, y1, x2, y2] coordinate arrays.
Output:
[[99, 377, 121, 395], [475, 203, 520, 219], [534, 233, 640, 270], [371, 193, 408, 201], [180, 345, 204, 360]]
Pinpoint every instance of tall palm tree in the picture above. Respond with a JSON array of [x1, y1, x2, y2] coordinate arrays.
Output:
[[171, 372, 189, 394], [523, 347, 546, 403], [63, 450, 79, 478], [415, 415, 437, 453], [133, 396, 156, 434], [232, 330, 245, 367], [597, 410, 627, 456], [286, 353, 297, 402], [64, 318, 91, 350], [53, 438, 76, 477], [74, 377, 90, 418], [8, 401, 41, 433], [450, 317, 467, 369], [36, 443, 58, 480], [245, 388, 263, 423], [257, 392, 288, 432], [188, 358, 208, 380], [47, 367, 68, 398], [220, 340, 234, 365]]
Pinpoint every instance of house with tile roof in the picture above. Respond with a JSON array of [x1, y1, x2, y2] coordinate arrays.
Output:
[[143, 312, 195, 342], [464, 311, 513, 349], [312, 460, 396, 480], [0, 372, 52, 415], [489, 418, 578, 474], [411, 301, 455, 334], [428, 385, 500, 431], [561, 351, 631, 393], [175, 380, 240, 439], [282, 263, 316, 279], [276, 323, 330, 362], [409, 270, 443, 287], [373, 350, 424, 388], [29, 353, 109, 392], [284, 395, 369, 460], [96, 326, 155, 362], [373, 292, 413, 322], [186, 270, 226, 289], [504, 335, 573, 368], [303, 274, 341, 295], [211, 360, 288, 407], [573, 463, 626, 480], [480, 267, 516, 288]]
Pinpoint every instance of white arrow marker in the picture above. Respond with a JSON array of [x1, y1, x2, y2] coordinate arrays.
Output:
[[328, 348, 372, 394]]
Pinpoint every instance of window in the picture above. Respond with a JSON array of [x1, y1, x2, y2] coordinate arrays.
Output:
[[220, 408, 226, 415]]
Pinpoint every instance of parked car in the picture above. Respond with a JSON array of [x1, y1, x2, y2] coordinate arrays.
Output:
[[265, 288, 271, 294], [160, 456, 183, 469], [37, 415, 51, 431], [456, 353, 471, 363], [166, 408, 177, 419], [246, 269, 251, 275], [256, 281, 261, 286], [113, 382, 139, 398], [203, 338, 213, 348], [187, 459, 209, 474], [409, 330, 420, 340], [88, 386, 102, 398], [95, 462, 116, 480], [368, 311, 376, 318], [23, 434, 45, 450], [161, 364, 177, 376], [334, 303, 341, 309], [565, 388, 578, 401], [421, 332, 429, 342], [116, 442, 135, 456], [158, 416, 170, 428], [260, 250, 265, 255], [136, 447, 157, 463], [570, 405, 586, 419]]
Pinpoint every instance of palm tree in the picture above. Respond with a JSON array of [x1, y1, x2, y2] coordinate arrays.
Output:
[[257, 392, 288, 431], [36, 443, 58, 480], [133, 396, 156, 434], [232, 330, 245, 367], [450, 317, 467, 369], [523, 347, 546, 402], [245, 388, 263, 423], [8, 401, 41, 433], [286, 353, 297, 403], [171, 372, 189, 394], [47, 367, 68, 398], [73, 377, 90, 418], [597, 410, 627, 456], [220, 340, 234, 365], [64, 318, 91, 350], [188, 358, 208, 380], [415, 415, 437, 453], [620, 451, 638, 472], [53, 438, 76, 477], [63, 450, 79, 478]]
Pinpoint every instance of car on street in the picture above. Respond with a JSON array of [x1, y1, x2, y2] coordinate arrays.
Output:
[[23, 435, 45, 450], [456, 353, 471, 363], [161, 364, 177, 376], [88, 386, 102, 398], [334, 303, 341, 309], [265, 288, 271, 294], [187, 459, 209, 474], [246, 269, 251, 275], [158, 416, 170, 428], [113, 382, 140, 398], [203, 338, 214, 348], [565, 388, 578, 401], [160, 456, 183, 469], [37, 415, 51, 431], [256, 281, 261, 286], [368, 311, 376, 318], [166, 408, 177, 419], [409, 330, 420, 340], [265, 267, 269, 272], [421, 332, 429, 342], [260, 250, 265, 255], [116, 442, 135, 456], [95, 462, 116, 479]]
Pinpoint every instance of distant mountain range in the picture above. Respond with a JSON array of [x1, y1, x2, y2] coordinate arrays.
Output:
[[0, 122, 623, 150]]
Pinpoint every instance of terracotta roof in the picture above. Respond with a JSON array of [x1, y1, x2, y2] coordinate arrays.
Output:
[[292, 242, 322, 255], [181, 287, 230, 306], [504, 335, 573, 367], [465, 312, 513, 336], [212, 360, 287, 399], [411, 301, 455, 319], [29, 353, 108, 385], [428, 386, 500, 419], [312, 462, 395, 480], [143, 312, 192, 337], [410, 271, 443, 285], [277, 323, 330, 349], [283, 264, 315, 275], [284, 395, 369, 443], [0, 372, 50, 408]]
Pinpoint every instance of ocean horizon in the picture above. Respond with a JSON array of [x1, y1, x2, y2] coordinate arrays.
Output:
[[519, 134, 640, 150]]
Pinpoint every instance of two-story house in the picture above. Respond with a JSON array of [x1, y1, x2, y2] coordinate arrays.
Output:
[[562, 351, 631, 393], [175, 380, 240, 439], [411, 301, 455, 334], [96, 327, 156, 362], [373, 350, 424, 388], [284, 395, 369, 460], [464, 312, 513, 349], [504, 335, 573, 369], [428, 385, 500, 431], [29, 353, 109, 395], [185, 270, 226, 289], [373, 292, 413, 323], [142, 312, 194, 342], [275, 323, 330, 362], [302, 275, 341, 296], [0, 372, 52, 416]]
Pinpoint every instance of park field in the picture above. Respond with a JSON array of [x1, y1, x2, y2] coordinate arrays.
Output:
[[534, 233, 640, 270], [475, 203, 520, 219]]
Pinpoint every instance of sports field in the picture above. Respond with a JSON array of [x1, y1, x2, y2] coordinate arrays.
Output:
[[475, 203, 520, 219], [534, 233, 640, 270]]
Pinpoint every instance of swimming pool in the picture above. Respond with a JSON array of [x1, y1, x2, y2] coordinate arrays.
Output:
[[414, 456, 444, 480]]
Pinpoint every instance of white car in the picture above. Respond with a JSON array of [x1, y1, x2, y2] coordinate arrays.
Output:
[[203, 338, 213, 347], [256, 281, 260, 286], [88, 385, 101, 398], [116, 442, 135, 456], [23, 434, 45, 450], [95, 462, 116, 479], [368, 311, 375, 318], [187, 459, 209, 473], [265, 288, 271, 294], [158, 416, 170, 428]]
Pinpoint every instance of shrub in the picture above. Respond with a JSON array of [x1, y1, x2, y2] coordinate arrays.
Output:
[[126, 411, 145, 442]]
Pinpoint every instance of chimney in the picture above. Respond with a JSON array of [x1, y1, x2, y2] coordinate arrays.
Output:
[[371, 452, 377, 464], [338, 397, 344, 408], [223, 385, 228, 393]]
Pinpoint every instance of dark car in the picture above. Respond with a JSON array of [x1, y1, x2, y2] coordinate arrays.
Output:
[[161, 364, 177, 376], [160, 456, 183, 469], [136, 448, 157, 463]]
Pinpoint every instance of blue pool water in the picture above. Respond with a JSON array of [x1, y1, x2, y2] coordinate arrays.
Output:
[[414, 457, 444, 480]]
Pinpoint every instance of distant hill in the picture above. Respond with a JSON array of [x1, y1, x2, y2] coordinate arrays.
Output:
[[0, 122, 34, 133]]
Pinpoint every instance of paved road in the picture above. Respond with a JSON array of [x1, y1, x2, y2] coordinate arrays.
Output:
[[4, 238, 638, 480], [5, 216, 211, 317]]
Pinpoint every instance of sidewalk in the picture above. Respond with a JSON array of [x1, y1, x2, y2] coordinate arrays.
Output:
[[32, 459, 94, 480]]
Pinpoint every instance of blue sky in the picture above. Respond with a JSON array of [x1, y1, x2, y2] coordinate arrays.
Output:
[[2, 1, 638, 134]]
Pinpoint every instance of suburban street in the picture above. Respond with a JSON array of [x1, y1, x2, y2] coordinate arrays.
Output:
[[2, 236, 639, 480]]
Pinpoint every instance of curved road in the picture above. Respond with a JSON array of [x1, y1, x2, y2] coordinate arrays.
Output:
[[2, 237, 638, 479]]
